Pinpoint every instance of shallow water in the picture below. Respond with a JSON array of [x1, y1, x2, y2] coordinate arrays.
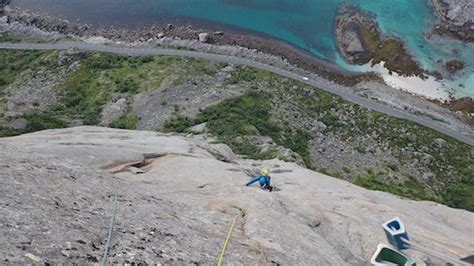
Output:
[[10, 0, 474, 97]]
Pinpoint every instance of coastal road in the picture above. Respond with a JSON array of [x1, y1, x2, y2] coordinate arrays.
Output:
[[1, 41, 473, 146]]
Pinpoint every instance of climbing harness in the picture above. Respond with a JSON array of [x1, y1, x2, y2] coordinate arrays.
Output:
[[100, 176, 119, 266], [217, 209, 244, 266]]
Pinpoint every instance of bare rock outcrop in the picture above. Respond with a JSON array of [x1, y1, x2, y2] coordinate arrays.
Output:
[[0, 0, 10, 15], [335, 3, 376, 64], [431, 0, 474, 42], [445, 59, 465, 73], [1, 126, 472, 264], [198, 32, 210, 43]]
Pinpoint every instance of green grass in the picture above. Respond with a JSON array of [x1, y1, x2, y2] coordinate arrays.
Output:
[[0, 50, 56, 94], [354, 171, 436, 202], [227, 67, 260, 84], [58, 61, 111, 125], [0, 49, 59, 117], [1, 51, 224, 133], [0, 32, 19, 43], [1, 49, 472, 211], [24, 112, 67, 132], [56, 53, 223, 125], [0, 111, 67, 137]]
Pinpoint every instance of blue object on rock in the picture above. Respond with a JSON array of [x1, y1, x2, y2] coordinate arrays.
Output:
[[245, 175, 271, 188], [383, 217, 411, 250]]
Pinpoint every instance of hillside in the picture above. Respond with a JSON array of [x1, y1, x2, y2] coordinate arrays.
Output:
[[1, 126, 473, 264], [1, 47, 473, 211]]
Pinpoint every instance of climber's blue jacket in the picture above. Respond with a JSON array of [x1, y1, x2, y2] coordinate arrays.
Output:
[[245, 175, 271, 188]]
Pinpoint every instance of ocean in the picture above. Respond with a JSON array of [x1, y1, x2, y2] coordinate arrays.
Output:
[[9, 0, 474, 98]]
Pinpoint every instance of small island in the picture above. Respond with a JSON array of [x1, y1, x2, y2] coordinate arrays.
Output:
[[430, 0, 474, 42], [335, 3, 425, 78]]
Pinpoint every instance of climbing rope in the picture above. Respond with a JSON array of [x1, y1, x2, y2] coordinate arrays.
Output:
[[97, 172, 255, 265], [217, 209, 244, 266], [100, 176, 119, 266], [216, 184, 257, 265]]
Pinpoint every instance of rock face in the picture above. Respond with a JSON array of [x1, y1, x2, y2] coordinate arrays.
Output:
[[0, 126, 472, 264], [198, 32, 210, 43], [445, 59, 465, 73], [335, 3, 425, 77], [335, 4, 376, 64], [431, 0, 474, 42], [449, 96, 474, 113], [0, 0, 10, 15]]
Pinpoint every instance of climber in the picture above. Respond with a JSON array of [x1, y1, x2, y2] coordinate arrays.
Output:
[[245, 168, 273, 192]]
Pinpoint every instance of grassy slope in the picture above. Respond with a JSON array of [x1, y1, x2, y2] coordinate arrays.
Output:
[[1, 49, 472, 211], [164, 66, 474, 211], [0, 49, 60, 135]]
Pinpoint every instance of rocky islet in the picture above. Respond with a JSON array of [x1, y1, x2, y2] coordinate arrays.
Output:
[[430, 0, 474, 42], [335, 3, 425, 78]]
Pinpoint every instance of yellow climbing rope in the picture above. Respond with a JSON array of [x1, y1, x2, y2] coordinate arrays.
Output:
[[217, 210, 244, 266]]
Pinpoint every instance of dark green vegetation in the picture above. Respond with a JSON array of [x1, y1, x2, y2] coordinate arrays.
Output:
[[109, 112, 139, 130], [1, 50, 223, 135], [56, 52, 222, 125], [0, 49, 61, 136], [354, 171, 435, 202], [0, 49, 56, 95], [0, 32, 18, 43], [163, 66, 473, 211], [164, 91, 312, 165], [1, 49, 472, 211]]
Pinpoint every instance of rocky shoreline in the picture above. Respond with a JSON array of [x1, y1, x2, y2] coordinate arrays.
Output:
[[1, 4, 473, 122], [430, 0, 474, 42], [0, 0, 10, 15], [1, 5, 376, 86], [335, 3, 425, 78]]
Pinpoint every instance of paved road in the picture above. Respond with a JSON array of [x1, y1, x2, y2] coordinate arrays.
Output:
[[1, 41, 473, 146]]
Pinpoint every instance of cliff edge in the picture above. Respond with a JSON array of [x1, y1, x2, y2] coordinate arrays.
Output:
[[0, 126, 472, 264]]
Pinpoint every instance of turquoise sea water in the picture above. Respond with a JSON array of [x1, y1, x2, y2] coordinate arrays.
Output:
[[10, 0, 474, 97]]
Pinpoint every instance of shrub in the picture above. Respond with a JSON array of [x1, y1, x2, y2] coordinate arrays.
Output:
[[116, 78, 139, 93], [25, 112, 67, 132], [109, 113, 139, 130], [84, 53, 125, 69], [163, 114, 193, 133]]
